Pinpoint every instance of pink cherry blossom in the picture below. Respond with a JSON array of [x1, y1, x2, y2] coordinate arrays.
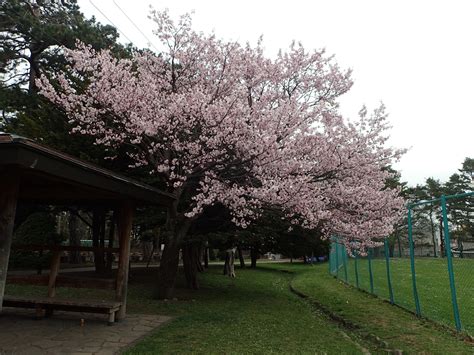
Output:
[[37, 9, 405, 254]]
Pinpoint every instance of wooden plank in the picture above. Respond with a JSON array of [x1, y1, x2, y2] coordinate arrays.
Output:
[[6, 274, 48, 285], [2, 295, 122, 320], [115, 201, 134, 320], [12, 245, 120, 253], [3, 295, 121, 308], [48, 250, 61, 297], [6, 274, 116, 290], [56, 275, 116, 290], [0, 176, 19, 313]]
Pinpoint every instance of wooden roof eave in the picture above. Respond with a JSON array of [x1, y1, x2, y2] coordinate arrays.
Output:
[[0, 134, 175, 207]]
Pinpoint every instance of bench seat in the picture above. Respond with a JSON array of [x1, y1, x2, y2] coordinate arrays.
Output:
[[2, 295, 122, 325]]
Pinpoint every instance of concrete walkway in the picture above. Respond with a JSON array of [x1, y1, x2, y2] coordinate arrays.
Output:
[[0, 308, 171, 354]]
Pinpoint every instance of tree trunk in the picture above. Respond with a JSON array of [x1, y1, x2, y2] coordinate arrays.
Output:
[[204, 246, 209, 269], [182, 242, 205, 289], [250, 246, 258, 268], [195, 244, 204, 272], [237, 246, 245, 268], [439, 217, 445, 257], [68, 213, 81, 264], [223, 252, 229, 275], [397, 234, 402, 257], [156, 239, 181, 299], [429, 211, 437, 257], [146, 242, 155, 268], [106, 213, 116, 272], [183, 244, 199, 289], [223, 248, 236, 277], [142, 241, 152, 263], [92, 208, 106, 273], [154, 230, 161, 262], [155, 199, 192, 299], [28, 51, 40, 94], [147, 229, 161, 267]]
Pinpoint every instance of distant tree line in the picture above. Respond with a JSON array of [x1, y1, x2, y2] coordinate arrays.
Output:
[[387, 158, 473, 257]]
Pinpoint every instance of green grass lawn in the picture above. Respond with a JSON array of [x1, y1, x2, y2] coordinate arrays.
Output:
[[5, 262, 474, 353], [336, 256, 474, 334]]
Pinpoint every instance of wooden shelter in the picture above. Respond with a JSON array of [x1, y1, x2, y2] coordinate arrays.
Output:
[[0, 133, 174, 322]]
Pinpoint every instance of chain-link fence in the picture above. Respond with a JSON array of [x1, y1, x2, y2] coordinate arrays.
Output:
[[329, 192, 474, 334]]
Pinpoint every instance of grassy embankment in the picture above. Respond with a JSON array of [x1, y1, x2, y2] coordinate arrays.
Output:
[[336, 257, 474, 334]]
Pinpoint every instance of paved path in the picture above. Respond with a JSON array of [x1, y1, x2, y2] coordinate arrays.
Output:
[[0, 308, 171, 354]]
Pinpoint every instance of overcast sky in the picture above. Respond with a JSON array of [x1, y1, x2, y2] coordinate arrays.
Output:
[[77, 0, 473, 186]]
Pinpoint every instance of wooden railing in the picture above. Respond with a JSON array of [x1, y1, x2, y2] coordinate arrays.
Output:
[[8, 244, 118, 294]]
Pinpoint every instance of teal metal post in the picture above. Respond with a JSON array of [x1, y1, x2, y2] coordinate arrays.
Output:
[[441, 195, 462, 331], [354, 252, 360, 288], [329, 242, 333, 274], [408, 207, 421, 316], [342, 246, 348, 282], [368, 248, 374, 294], [384, 239, 394, 304], [335, 242, 339, 278]]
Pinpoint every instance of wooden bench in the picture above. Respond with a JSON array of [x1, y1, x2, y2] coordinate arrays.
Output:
[[5, 246, 129, 323], [2, 295, 122, 325]]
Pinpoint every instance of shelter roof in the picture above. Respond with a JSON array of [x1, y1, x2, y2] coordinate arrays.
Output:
[[0, 133, 175, 206]]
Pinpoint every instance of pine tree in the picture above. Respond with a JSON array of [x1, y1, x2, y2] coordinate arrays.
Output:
[[0, 0, 129, 160]]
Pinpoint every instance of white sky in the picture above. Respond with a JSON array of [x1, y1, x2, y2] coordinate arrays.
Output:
[[77, 0, 473, 186]]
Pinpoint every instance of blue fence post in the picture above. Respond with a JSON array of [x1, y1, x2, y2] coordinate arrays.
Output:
[[441, 195, 462, 331], [335, 242, 339, 278], [342, 246, 348, 283], [354, 252, 360, 288], [329, 242, 333, 274], [368, 248, 374, 294], [384, 238, 394, 304], [408, 206, 421, 316]]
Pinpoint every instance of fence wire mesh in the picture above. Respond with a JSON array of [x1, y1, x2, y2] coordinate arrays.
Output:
[[329, 192, 474, 334]]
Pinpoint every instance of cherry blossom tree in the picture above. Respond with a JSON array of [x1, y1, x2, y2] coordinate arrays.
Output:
[[37, 10, 405, 298]]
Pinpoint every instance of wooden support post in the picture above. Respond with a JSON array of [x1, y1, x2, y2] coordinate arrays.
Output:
[[115, 202, 134, 321], [35, 304, 44, 320], [108, 311, 115, 326], [47, 250, 61, 298], [0, 177, 19, 313]]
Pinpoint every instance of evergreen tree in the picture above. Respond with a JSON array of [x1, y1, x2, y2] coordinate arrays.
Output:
[[445, 158, 474, 241], [0, 0, 129, 161]]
